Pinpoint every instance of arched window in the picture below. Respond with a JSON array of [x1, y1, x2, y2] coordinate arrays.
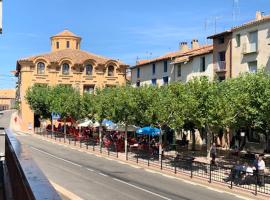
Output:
[[56, 41, 59, 49], [37, 62, 45, 74], [85, 64, 93, 76], [62, 63, 70, 75], [108, 65, 114, 76]]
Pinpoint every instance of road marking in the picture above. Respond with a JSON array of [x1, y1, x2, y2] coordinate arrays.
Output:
[[113, 178, 172, 200], [30, 146, 82, 168], [98, 172, 108, 177], [86, 168, 94, 172]]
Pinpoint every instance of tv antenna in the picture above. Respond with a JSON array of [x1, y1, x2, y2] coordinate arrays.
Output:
[[233, 0, 240, 25]]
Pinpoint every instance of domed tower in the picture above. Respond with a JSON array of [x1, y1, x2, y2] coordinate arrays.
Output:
[[50, 29, 82, 52]]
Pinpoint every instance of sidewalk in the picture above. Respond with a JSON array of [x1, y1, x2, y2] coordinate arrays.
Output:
[[27, 131, 270, 200]]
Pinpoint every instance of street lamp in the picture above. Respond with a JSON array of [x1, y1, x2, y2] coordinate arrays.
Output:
[[0, 0, 2, 34]]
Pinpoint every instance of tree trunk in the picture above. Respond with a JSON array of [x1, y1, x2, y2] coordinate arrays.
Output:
[[159, 127, 163, 161], [51, 117, 54, 133], [191, 129, 196, 151], [206, 125, 212, 159], [99, 120, 102, 149], [124, 123, 128, 158], [64, 118, 67, 140]]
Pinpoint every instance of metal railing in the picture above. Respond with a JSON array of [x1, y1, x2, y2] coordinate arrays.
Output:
[[36, 129, 270, 197], [4, 128, 61, 200], [215, 61, 226, 71]]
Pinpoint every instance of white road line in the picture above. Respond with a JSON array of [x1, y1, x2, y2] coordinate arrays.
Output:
[[98, 172, 108, 177], [86, 168, 94, 172], [113, 178, 172, 200], [30, 146, 82, 167]]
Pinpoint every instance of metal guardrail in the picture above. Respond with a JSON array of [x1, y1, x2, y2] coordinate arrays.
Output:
[[4, 129, 61, 200], [36, 129, 270, 196]]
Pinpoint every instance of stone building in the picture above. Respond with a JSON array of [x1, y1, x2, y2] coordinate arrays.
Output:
[[15, 30, 128, 131]]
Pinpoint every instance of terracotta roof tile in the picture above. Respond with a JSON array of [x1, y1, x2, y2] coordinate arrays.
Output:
[[232, 15, 270, 31], [0, 89, 16, 99], [134, 45, 213, 67], [18, 49, 127, 66], [52, 29, 80, 38]]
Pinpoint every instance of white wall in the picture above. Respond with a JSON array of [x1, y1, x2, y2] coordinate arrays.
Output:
[[232, 21, 270, 77], [174, 53, 214, 82], [131, 59, 174, 86]]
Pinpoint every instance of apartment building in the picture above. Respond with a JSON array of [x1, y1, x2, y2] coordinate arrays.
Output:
[[15, 30, 128, 131], [231, 11, 270, 77], [131, 40, 214, 86], [208, 30, 232, 80], [0, 89, 15, 110]]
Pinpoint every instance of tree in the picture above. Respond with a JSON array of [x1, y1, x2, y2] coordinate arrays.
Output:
[[49, 85, 81, 137], [25, 84, 52, 120]]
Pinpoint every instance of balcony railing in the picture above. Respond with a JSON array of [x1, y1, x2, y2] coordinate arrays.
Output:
[[242, 42, 258, 54], [215, 61, 226, 72]]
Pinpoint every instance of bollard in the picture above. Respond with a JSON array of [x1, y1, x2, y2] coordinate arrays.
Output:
[[86, 140, 88, 149], [148, 154, 150, 167], [209, 164, 212, 183], [160, 154, 163, 170], [80, 139, 82, 148], [136, 151, 138, 164], [190, 161, 193, 178], [230, 168, 233, 189], [255, 173, 258, 195], [174, 157, 177, 174], [93, 142, 95, 151]]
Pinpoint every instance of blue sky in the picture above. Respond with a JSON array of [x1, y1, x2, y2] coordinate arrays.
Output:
[[0, 0, 270, 89]]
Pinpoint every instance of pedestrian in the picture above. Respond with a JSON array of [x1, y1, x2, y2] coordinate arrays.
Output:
[[257, 156, 266, 186], [210, 143, 217, 165]]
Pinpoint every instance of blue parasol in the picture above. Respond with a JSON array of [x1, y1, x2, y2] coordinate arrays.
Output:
[[136, 126, 160, 136]]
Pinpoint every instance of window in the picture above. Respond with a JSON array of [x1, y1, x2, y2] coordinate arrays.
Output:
[[163, 76, 169, 85], [177, 64, 181, 77], [108, 66, 114, 76], [56, 42, 59, 49], [200, 57, 206, 72], [66, 41, 70, 48], [248, 61, 257, 73], [62, 63, 70, 75], [218, 37, 225, 44], [164, 61, 168, 73], [151, 78, 157, 85], [37, 62, 45, 74], [236, 34, 241, 47], [83, 85, 95, 93], [249, 31, 258, 52], [85, 64, 93, 76], [152, 63, 156, 75], [137, 67, 140, 78], [218, 51, 226, 61], [136, 81, 140, 87], [76, 42, 79, 49]]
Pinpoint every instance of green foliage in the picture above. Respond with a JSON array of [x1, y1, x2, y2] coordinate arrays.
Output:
[[25, 84, 52, 119], [49, 85, 81, 120], [25, 70, 270, 137]]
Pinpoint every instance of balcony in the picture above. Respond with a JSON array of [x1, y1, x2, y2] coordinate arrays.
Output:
[[215, 61, 226, 72], [242, 42, 258, 54]]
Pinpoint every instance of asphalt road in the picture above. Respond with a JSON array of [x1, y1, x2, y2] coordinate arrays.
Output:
[[2, 111, 245, 200]]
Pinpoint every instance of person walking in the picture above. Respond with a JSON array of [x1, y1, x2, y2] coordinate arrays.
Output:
[[210, 143, 217, 165], [257, 156, 266, 186]]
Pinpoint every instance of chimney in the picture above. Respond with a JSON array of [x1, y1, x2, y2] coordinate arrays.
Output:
[[191, 39, 199, 49], [179, 42, 189, 52], [256, 11, 263, 20]]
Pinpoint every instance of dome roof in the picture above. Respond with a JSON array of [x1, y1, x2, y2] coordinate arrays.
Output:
[[51, 29, 80, 38]]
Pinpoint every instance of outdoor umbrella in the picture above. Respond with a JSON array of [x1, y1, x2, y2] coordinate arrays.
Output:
[[116, 124, 140, 132], [136, 126, 160, 136], [78, 119, 93, 127]]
